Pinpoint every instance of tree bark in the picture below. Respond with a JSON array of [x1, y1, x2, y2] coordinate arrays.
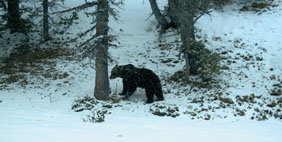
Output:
[[179, 0, 197, 76], [168, 0, 180, 28], [148, 0, 169, 31], [94, 0, 111, 100], [43, 0, 50, 41], [7, 0, 21, 33]]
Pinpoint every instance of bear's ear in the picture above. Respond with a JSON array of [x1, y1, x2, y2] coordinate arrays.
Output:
[[113, 64, 120, 71]]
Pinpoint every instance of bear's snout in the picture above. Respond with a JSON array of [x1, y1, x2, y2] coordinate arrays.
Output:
[[110, 75, 114, 79]]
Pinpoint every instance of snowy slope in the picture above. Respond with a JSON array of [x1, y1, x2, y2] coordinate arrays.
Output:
[[0, 0, 282, 142]]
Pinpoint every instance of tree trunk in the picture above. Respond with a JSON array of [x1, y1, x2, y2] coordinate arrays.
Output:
[[43, 0, 50, 41], [7, 0, 21, 33], [94, 0, 111, 100], [168, 0, 180, 28], [148, 0, 169, 31], [179, 0, 197, 76], [0, 0, 7, 10]]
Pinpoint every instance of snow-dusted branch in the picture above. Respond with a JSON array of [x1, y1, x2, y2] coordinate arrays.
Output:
[[50, 1, 98, 15]]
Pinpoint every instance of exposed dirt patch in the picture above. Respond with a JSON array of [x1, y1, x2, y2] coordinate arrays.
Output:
[[150, 104, 180, 118], [240, 2, 279, 13], [72, 96, 99, 112], [269, 80, 282, 96], [158, 37, 282, 121], [0, 46, 74, 90]]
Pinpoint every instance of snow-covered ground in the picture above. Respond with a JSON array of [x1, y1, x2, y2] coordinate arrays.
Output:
[[0, 0, 282, 141]]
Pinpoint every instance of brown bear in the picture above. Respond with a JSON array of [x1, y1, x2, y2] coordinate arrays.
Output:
[[110, 64, 164, 103]]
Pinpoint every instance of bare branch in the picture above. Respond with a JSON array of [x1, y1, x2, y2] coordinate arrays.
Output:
[[193, 8, 212, 24], [145, 12, 154, 22], [79, 25, 96, 37]]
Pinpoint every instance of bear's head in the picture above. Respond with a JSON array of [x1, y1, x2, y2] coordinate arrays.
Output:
[[110, 65, 120, 79], [110, 64, 136, 79]]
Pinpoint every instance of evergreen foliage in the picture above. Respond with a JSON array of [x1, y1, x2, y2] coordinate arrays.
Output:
[[189, 41, 221, 80]]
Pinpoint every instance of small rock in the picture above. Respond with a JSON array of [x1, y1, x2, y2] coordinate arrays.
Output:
[[103, 104, 113, 109], [74, 108, 84, 112], [161, 58, 173, 63], [221, 51, 228, 55], [44, 72, 52, 78], [267, 102, 277, 108]]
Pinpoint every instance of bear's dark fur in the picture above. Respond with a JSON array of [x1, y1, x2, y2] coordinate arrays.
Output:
[[110, 64, 164, 103]]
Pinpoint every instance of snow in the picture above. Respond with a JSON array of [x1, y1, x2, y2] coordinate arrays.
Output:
[[1, 0, 282, 142], [3, 120, 282, 142]]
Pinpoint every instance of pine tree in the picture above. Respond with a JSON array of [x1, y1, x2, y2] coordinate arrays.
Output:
[[94, 0, 111, 100], [43, 0, 50, 41], [7, 0, 21, 33]]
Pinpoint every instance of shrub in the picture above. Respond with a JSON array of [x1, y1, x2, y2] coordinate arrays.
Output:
[[189, 41, 222, 81]]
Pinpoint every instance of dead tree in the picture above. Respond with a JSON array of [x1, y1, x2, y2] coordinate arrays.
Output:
[[148, 0, 169, 31], [149, 0, 210, 77]]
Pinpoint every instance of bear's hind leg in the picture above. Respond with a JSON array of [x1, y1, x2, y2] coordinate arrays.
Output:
[[155, 87, 164, 101]]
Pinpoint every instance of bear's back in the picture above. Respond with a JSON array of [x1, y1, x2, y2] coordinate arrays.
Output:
[[135, 68, 160, 88]]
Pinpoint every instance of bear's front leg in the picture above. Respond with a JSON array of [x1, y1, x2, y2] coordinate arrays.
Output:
[[119, 79, 128, 96], [121, 91, 134, 101], [119, 89, 127, 96], [123, 84, 137, 99]]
